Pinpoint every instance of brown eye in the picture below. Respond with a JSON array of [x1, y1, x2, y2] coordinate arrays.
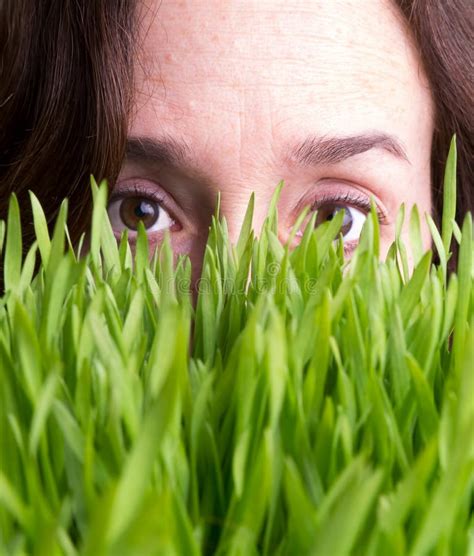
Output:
[[316, 205, 352, 235], [315, 204, 366, 241], [120, 197, 158, 230], [107, 196, 175, 234]]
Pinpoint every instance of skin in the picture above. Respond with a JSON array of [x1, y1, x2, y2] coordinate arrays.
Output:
[[110, 0, 434, 281]]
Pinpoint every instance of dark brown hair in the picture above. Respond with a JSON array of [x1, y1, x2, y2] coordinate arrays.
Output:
[[0, 1, 135, 250], [0, 1, 473, 260], [394, 0, 474, 225]]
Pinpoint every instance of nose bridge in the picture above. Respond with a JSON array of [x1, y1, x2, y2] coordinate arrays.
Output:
[[216, 176, 275, 244], [206, 89, 280, 244]]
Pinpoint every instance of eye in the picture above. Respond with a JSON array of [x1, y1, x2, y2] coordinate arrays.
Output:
[[295, 189, 383, 250], [315, 203, 367, 242], [107, 195, 176, 234]]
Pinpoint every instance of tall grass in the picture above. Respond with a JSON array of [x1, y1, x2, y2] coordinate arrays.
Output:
[[0, 139, 472, 555]]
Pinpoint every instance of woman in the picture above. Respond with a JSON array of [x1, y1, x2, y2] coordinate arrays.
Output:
[[1, 1, 472, 279]]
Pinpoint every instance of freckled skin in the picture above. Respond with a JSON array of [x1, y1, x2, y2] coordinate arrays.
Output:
[[117, 0, 434, 278]]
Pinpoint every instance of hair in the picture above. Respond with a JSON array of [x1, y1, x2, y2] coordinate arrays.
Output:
[[394, 0, 474, 225], [0, 0, 473, 263], [0, 1, 135, 252]]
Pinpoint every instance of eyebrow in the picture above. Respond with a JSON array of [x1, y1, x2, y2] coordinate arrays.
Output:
[[125, 131, 410, 170], [125, 136, 193, 168], [288, 133, 410, 166]]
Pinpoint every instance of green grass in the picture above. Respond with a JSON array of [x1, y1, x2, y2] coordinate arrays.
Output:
[[0, 139, 473, 555]]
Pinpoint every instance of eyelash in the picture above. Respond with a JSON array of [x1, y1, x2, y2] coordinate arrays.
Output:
[[110, 180, 179, 225], [110, 182, 385, 253], [310, 190, 386, 222], [113, 185, 384, 215], [109, 182, 167, 207], [307, 190, 386, 255]]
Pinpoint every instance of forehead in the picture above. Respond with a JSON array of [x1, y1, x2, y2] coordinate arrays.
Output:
[[133, 0, 432, 159]]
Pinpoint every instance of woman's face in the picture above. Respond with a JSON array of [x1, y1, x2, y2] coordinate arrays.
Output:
[[111, 0, 434, 277]]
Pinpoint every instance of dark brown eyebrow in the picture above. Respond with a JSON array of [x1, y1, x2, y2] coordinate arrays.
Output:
[[288, 133, 410, 166], [125, 131, 410, 171], [125, 136, 193, 168]]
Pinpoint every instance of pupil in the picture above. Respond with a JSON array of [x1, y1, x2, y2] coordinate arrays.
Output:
[[135, 201, 153, 218], [120, 197, 159, 231], [316, 205, 353, 237]]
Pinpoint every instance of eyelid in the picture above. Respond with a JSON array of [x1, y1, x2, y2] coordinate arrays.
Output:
[[109, 179, 184, 231], [110, 180, 167, 205], [341, 239, 359, 257], [310, 190, 388, 223]]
